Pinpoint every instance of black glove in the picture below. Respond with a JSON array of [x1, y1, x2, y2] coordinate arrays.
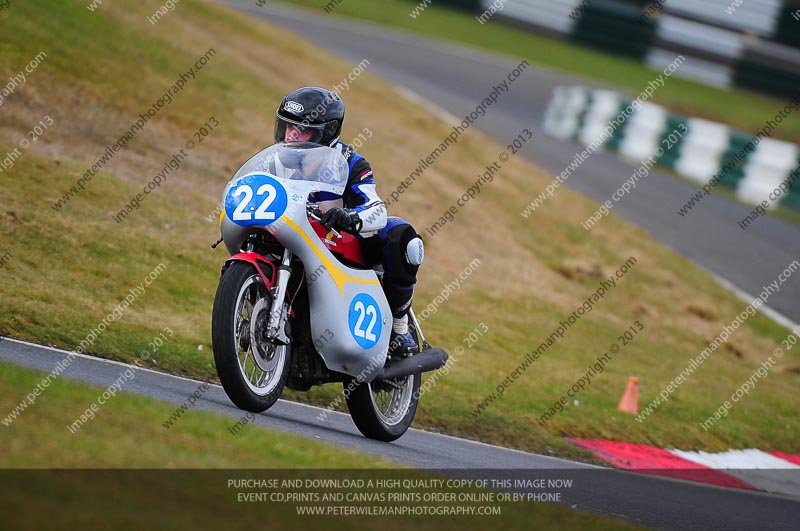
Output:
[[319, 207, 363, 234]]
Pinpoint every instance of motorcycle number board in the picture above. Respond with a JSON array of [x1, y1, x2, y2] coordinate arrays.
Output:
[[348, 293, 382, 349], [225, 174, 288, 227]]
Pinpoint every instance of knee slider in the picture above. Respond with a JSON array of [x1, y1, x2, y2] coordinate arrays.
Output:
[[405, 237, 424, 266]]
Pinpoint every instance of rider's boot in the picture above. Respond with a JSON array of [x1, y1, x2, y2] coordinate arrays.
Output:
[[389, 313, 418, 357]]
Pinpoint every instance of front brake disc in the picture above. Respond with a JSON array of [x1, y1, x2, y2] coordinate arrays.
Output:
[[250, 298, 280, 372]]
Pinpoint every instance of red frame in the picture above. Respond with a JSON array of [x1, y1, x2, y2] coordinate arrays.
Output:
[[224, 252, 276, 288], [309, 219, 367, 267], [224, 217, 368, 289]]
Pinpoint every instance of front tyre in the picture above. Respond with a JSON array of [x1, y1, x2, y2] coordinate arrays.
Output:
[[212, 262, 291, 413], [344, 320, 422, 442]]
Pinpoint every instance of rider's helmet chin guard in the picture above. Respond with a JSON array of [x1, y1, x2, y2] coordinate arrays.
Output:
[[274, 86, 345, 147]]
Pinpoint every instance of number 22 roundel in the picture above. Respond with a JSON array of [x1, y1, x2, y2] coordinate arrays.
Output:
[[348, 293, 382, 349], [225, 174, 288, 227]]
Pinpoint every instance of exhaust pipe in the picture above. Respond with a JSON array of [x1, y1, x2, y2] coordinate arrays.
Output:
[[377, 348, 448, 381]]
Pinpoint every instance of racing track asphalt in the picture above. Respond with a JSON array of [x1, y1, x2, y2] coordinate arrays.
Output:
[[2, 339, 799, 531]]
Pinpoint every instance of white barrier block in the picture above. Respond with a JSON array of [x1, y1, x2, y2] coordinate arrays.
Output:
[[737, 138, 799, 206], [543, 86, 589, 140], [675, 118, 729, 184], [663, 0, 782, 37], [645, 48, 733, 89], [493, 0, 583, 34], [578, 90, 622, 148], [619, 102, 669, 161], [656, 15, 745, 60]]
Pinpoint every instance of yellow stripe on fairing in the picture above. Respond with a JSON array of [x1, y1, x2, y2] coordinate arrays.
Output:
[[284, 217, 378, 296]]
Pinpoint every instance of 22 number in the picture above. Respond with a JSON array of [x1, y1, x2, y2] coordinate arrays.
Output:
[[232, 183, 277, 221], [352, 300, 378, 342]]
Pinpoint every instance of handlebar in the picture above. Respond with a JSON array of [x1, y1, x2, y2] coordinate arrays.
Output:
[[306, 204, 342, 239]]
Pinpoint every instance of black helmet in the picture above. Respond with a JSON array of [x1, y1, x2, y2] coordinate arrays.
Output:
[[274, 86, 345, 146]]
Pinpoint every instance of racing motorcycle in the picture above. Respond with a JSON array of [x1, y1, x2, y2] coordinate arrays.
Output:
[[211, 142, 448, 441]]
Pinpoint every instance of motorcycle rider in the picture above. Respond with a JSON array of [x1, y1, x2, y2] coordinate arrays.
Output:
[[274, 86, 425, 356]]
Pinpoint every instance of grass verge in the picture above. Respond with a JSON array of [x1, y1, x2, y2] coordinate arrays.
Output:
[[0, 361, 644, 531]]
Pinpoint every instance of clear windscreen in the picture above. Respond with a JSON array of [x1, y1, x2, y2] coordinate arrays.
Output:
[[232, 142, 349, 194]]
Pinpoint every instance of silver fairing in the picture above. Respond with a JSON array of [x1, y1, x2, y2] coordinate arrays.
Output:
[[219, 143, 390, 380]]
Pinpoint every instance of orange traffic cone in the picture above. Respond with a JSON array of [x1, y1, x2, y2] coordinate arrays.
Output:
[[617, 376, 639, 414]]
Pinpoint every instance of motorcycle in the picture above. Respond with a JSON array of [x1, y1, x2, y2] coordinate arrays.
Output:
[[211, 142, 448, 441]]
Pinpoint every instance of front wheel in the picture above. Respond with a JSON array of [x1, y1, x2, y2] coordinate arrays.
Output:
[[344, 320, 422, 442], [212, 262, 291, 412]]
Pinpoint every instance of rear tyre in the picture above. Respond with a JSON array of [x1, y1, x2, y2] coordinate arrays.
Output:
[[344, 318, 422, 442], [212, 262, 291, 412]]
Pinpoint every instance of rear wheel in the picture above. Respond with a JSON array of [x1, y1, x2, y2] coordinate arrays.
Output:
[[212, 262, 291, 412], [344, 319, 421, 442]]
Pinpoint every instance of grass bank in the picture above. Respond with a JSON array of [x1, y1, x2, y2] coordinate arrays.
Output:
[[0, 361, 644, 531]]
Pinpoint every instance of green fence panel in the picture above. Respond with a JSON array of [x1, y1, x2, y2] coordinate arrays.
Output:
[[605, 99, 634, 152], [734, 58, 800, 99], [571, 0, 657, 60], [655, 115, 689, 168], [436, 0, 482, 11], [780, 154, 800, 212], [716, 131, 752, 188], [774, 3, 800, 49]]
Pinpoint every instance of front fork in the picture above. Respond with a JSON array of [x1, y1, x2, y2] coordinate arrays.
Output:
[[265, 248, 292, 345]]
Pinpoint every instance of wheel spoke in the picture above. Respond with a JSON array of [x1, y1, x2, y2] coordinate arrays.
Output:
[[227, 272, 286, 397], [374, 389, 390, 414], [238, 341, 248, 365], [241, 348, 249, 374], [249, 358, 258, 383], [369, 373, 414, 426]]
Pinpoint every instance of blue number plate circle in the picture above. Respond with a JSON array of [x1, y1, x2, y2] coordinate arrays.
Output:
[[225, 174, 288, 227], [348, 293, 382, 349]]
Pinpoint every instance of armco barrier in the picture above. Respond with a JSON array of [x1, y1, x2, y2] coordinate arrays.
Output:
[[543, 85, 800, 212], [737, 59, 797, 97], [437, 0, 482, 10], [572, 1, 656, 60], [467, 0, 800, 97], [775, 3, 800, 48], [662, 0, 784, 37]]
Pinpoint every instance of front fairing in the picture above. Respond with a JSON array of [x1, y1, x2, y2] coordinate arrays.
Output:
[[218, 143, 390, 379], [219, 142, 348, 255]]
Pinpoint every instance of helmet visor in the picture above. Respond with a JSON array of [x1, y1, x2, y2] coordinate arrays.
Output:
[[274, 115, 327, 144]]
